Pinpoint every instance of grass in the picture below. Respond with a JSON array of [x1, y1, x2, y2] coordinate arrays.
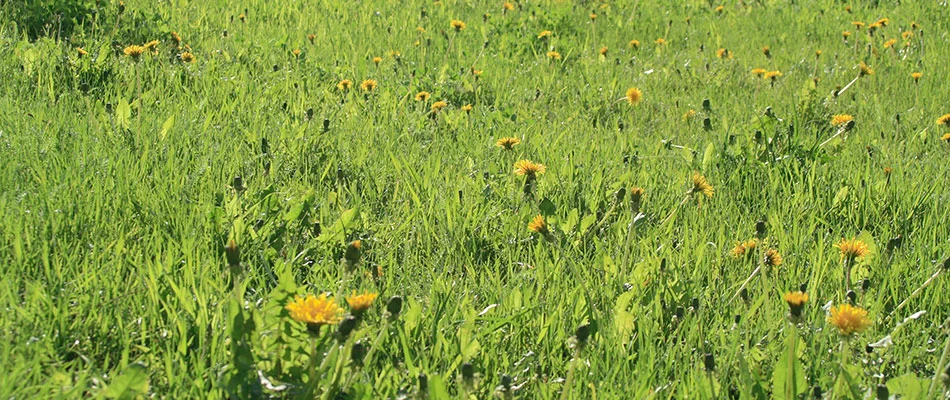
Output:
[[1, 0, 949, 398]]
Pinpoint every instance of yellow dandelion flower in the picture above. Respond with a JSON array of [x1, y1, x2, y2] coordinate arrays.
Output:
[[784, 291, 808, 318], [77, 47, 88, 57], [503, 2, 515, 11], [527, 214, 551, 236], [936, 114, 950, 126], [547, 51, 562, 60], [815, 49, 822, 57], [941, 133, 950, 142], [171, 31, 182, 44], [599, 46, 608, 56], [828, 304, 872, 336], [876, 18, 889, 27], [761, 46, 770, 57], [307, 33, 316, 44], [538, 30, 552, 39], [286, 294, 343, 328], [842, 31, 852, 39], [689, 173, 714, 198], [238, 13, 246, 22], [628, 39, 641, 48], [730, 241, 748, 258], [716, 48, 732, 59], [179, 52, 195, 63], [883, 38, 897, 49], [625, 87, 643, 105], [337, 79, 352, 91], [415, 91, 431, 101], [851, 21, 865, 29], [835, 237, 870, 260], [372, 56, 382, 65], [451, 19, 466, 32], [682, 109, 696, 121], [461, 104, 473, 112], [868, 21, 881, 31], [514, 160, 546, 177], [416, 26, 426, 33], [655, 37, 667, 45], [471, 67, 483, 76], [764, 70, 782, 79], [831, 114, 854, 126], [144, 40, 160, 51], [292, 48, 301, 57], [714, 5, 724, 13], [764, 248, 783, 268], [346, 292, 378, 315], [902, 31, 914, 40], [360, 79, 378, 92], [430, 101, 448, 113], [859, 61, 874, 76], [751, 68, 767, 77], [123, 45, 146, 59], [495, 137, 521, 150]]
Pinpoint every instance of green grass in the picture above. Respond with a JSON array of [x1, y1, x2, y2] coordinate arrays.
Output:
[[1, 0, 950, 398]]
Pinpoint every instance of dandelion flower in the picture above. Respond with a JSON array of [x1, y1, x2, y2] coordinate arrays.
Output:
[[655, 38, 667, 45], [461, 104, 473, 112], [527, 214, 551, 236], [761, 46, 771, 57], [628, 39, 641, 49], [346, 292, 378, 316], [503, 2, 515, 11], [835, 237, 869, 260], [688, 173, 714, 198], [842, 31, 852, 40], [851, 21, 865, 29], [514, 160, 546, 177], [337, 79, 352, 91], [763, 248, 783, 268], [883, 38, 897, 49], [179, 52, 196, 63], [372, 56, 382, 65], [292, 48, 301, 57], [730, 241, 748, 258], [123, 45, 146, 59], [716, 48, 732, 59], [764, 70, 782, 80], [286, 294, 343, 331], [546, 51, 561, 60], [171, 31, 182, 44], [77, 47, 88, 57], [495, 137, 521, 150], [859, 61, 874, 76], [828, 304, 871, 336], [831, 114, 854, 126], [471, 68, 483, 76], [751, 68, 767, 77], [451, 19, 466, 32], [431, 101, 448, 112], [599, 47, 608, 56], [714, 5, 724, 13], [538, 30, 552, 39], [144, 40, 160, 52], [876, 18, 889, 27], [307, 33, 316, 44], [682, 109, 696, 121], [625, 87, 643, 105], [415, 91, 431, 102], [784, 291, 808, 318], [589, 13, 597, 21], [360, 79, 378, 92], [936, 114, 950, 126], [941, 133, 950, 142], [902, 31, 914, 40]]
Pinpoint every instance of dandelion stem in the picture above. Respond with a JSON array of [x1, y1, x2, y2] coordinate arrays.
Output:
[[928, 316, 950, 398], [559, 351, 579, 400], [661, 195, 691, 226], [731, 265, 761, 303]]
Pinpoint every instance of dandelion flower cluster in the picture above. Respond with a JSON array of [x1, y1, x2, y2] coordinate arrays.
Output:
[[831, 114, 854, 127], [688, 173, 714, 198], [495, 137, 521, 150], [514, 160, 546, 177], [730, 239, 757, 258], [828, 304, 871, 336], [286, 294, 343, 328]]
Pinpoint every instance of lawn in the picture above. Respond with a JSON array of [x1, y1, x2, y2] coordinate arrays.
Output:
[[1, 0, 949, 398]]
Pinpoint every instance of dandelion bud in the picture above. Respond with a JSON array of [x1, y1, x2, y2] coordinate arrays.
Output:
[[703, 353, 716, 372], [337, 315, 359, 341], [614, 187, 626, 203], [861, 279, 871, 291], [629, 187, 644, 214], [351, 341, 366, 367], [461, 362, 475, 382], [225, 239, 241, 267], [232, 176, 245, 193], [755, 219, 767, 239], [739, 288, 749, 302], [875, 385, 888, 400], [813, 386, 823, 399], [691, 297, 700, 311], [575, 324, 590, 344], [386, 296, 403, 319], [344, 240, 362, 266], [323, 118, 330, 132], [418, 373, 428, 395], [703, 117, 713, 131], [847, 290, 857, 304], [702, 99, 711, 111], [675, 306, 685, 319]]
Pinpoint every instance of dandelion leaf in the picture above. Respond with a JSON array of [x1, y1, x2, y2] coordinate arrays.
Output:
[[102, 363, 150, 400], [886, 373, 928, 398]]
